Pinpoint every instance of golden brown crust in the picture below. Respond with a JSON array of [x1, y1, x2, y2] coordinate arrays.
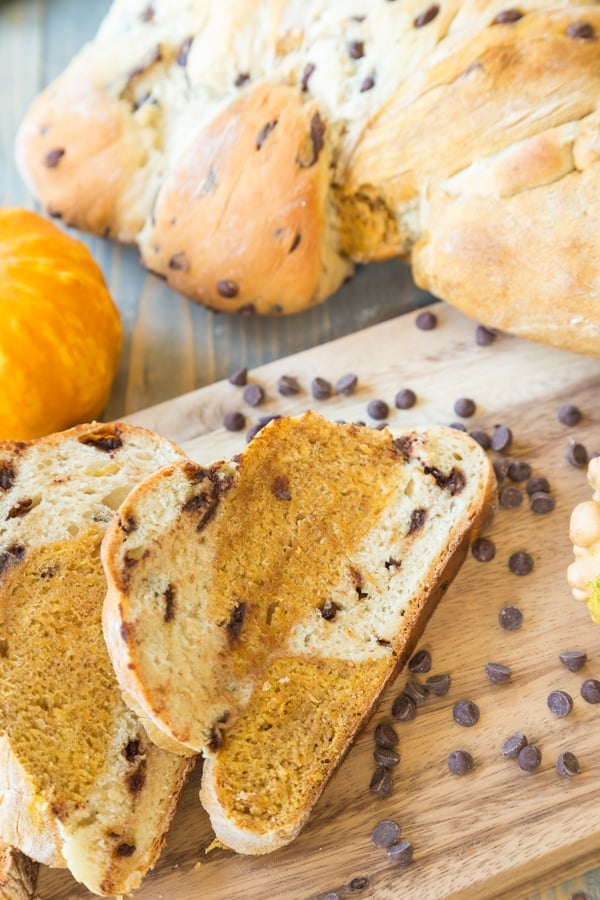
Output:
[[14, 75, 157, 242], [14, 1, 600, 350], [138, 82, 351, 314]]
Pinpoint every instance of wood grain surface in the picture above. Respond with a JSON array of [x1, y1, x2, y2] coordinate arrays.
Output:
[[36, 305, 600, 900]]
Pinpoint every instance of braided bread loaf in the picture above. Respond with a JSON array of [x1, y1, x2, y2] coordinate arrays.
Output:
[[15, 0, 600, 352]]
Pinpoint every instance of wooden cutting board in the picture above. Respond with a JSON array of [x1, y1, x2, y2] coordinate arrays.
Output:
[[39, 305, 600, 900]]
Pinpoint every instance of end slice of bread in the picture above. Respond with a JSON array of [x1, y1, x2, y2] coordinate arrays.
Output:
[[102, 411, 496, 854], [0, 423, 194, 896]]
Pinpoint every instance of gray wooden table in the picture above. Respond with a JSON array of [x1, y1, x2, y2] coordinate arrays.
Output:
[[0, 2, 598, 898]]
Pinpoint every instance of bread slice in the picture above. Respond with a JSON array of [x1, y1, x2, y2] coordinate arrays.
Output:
[[0, 423, 194, 896], [102, 411, 496, 854]]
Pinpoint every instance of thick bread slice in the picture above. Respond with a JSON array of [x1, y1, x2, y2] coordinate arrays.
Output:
[[0, 423, 194, 897], [102, 411, 495, 854]]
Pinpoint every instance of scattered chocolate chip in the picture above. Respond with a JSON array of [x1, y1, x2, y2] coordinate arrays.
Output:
[[493, 8, 524, 23], [360, 75, 376, 92], [581, 678, 600, 704], [529, 491, 555, 514], [386, 840, 414, 866], [404, 680, 429, 705], [414, 4, 439, 27], [491, 425, 513, 452], [258, 415, 282, 431], [223, 411, 246, 432], [348, 40, 365, 59], [475, 324, 497, 345], [369, 766, 393, 796], [449, 422, 467, 432], [216, 279, 239, 299], [566, 442, 588, 468], [518, 744, 542, 772], [391, 693, 417, 722], [454, 397, 476, 418], [556, 751, 580, 778], [415, 310, 437, 330], [526, 476, 550, 495], [374, 746, 400, 768], [501, 731, 528, 759], [371, 819, 401, 848], [336, 373, 358, 396], [367, 399, 389, 420], [237, 303, 256, 316], [228, 367, 247, 386], [558, 403, 582, 426], [453, 699, 480, 727], [44, 147, 65, 168], [470, 430, 491, 450], [300, 62, 316, 92], [277, 374, 300, 396], [448, 749, 474, 775], [243, 384, 265, 407], [566, 21, 595, 39], [395, 388, 417, 410], [320, 598, 339, 621], [384, 557, 402, 570], [499, 605, 523, 631], [499, 485, 523, 509], [508, 550, 533, 576], [493, 457, 511, 482], [349, 876, 369, 891], [374, 722, 398, 749], [547, 690, 573, 718], [559, 650, 587, 673], [471, 537, 496, 562], [507, 460, 532, 482], [425, 673, 451, 696], [246, 423, 263, 443], [234, 72, 250, 87], [408, 649, 432, 674], [312, 377, 332, 400], [485, 662, 512, 684]]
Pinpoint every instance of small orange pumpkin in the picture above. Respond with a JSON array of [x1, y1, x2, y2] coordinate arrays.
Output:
[[0, 209, 122, 440]]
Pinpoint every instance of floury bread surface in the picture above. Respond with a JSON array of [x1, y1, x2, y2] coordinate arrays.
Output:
[[0, 423, 193, 897], [14, 0, 600, 354], [102, 412, 496, 854]]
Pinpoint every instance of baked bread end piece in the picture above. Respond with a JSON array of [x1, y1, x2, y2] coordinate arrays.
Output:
[[0, 422, 193, 896]]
